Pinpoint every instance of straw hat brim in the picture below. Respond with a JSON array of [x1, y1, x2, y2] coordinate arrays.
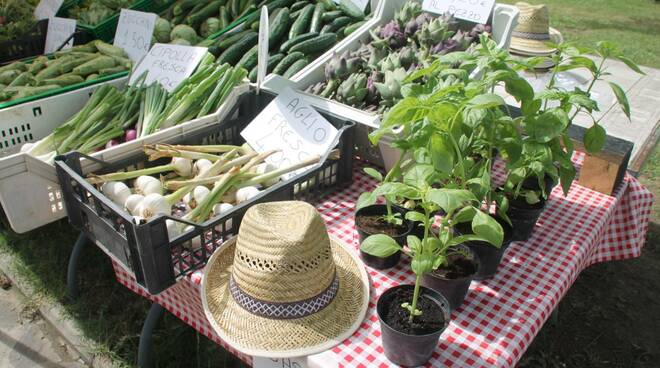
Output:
[[201, 235, 370, 358], [510, 27, 563, 56]]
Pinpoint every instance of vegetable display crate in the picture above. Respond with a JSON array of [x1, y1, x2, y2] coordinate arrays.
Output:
[[0, 81, 248, 234], [59, 0, 171, 42], [55, 89, 356, 294]]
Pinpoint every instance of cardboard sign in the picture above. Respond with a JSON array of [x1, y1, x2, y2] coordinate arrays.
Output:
[[129, 43, 207, 91], [34, 0, 64, 20], [114, 9, 157, 62], [44, 17, 76, 54], [422, 0, 495, 23], [256, 6, 269, 93], [241, 87, 339, 179], [349, 0, 369, 12], [253, 357, 307, 368]]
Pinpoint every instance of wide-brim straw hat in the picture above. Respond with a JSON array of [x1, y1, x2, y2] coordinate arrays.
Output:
[[510, 2, 563, 56], [202, 201, 370, 358]]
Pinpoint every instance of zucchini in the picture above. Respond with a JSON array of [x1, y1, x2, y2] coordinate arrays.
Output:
[[42, 74, 85, 86], [290, 0, 308, 12], [98, 66, 128, 77], [289, 4, 315, 39], [94, 40, 127, 58], [28, 56, 49, 74], [216, 30, 254, 49], [58, 53, 98, 74], [309, 3, 323, 33], [217, 32, 259, 64], [279, 32, 318, 53], [288, 33, 337, 54], [8, 72, 33, 87], [272, 51, 304, 75], [219, 6, 231, 29], [338, 0, 364, 19], [321, 10, 343, 23], [251, 21, 260, 31], [187, 0, 222, 28], [173, 0, 198, 16], [231, 0, 241, 18], [72, 56, 117, 76], [7, 85, 61, 101], [0, 62, 26, 75], [86, 74, 99, 81], [269, 7, 290, 47], [343, 20, 366, 36], [237, 45, 259, 71], [282, 59, 308, 78]]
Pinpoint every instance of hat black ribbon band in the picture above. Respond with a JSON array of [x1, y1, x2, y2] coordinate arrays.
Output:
[[512, 31, 551, 41], [229, 274, 339, 320]]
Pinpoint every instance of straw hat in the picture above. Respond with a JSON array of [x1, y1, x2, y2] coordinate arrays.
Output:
[[510, 2, 563, 56], [201, 201, 370, 358]]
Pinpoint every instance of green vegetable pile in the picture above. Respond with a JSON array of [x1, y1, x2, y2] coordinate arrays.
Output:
[[305, 0, 489, 114], [23, 52, 246, 162], [66, 0, 133, 26], [0, 0, 38, 43], [204, 0, 371, 81], [0, 40, 132, 104]]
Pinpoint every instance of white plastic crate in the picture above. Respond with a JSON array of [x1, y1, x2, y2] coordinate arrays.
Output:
[[0, 82, 250, 233]]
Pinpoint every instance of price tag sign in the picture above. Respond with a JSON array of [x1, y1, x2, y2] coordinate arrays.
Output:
[[253, 357, 307, 368], [44, 17, 76, 54], [114, 9, 157, 62], [241, 87, 339, 180], [34, 0, 64, 20], [129, 43, 207, 92], [422, 0, 495, 23]]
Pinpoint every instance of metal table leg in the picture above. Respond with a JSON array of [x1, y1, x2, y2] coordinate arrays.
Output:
[[138, 303, 165, 368], [66, 232, 89, 299]]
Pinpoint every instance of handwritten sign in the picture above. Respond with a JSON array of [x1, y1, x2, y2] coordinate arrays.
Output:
[[129, 43, 207, 91], [422, 0, 495, 23], [34, 0, 64, 20], [114, 9, 157, 62], [241, 87, 339, 180], [253, 357, 307, 368], [44, 17, 76, 54], [332, 0, 368, 11]]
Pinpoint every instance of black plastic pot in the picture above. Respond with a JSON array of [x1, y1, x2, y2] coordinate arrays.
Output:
[[455, 217, 514, 280], [377, 285, 450, 366], [356, 204, 413, 269], [421, 245, 479, 312], [522, 174, 556, 193], [508, 196, 546, 241]]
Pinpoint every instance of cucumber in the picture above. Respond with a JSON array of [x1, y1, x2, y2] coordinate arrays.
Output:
[[173, 0, 197, 16], [309, 3, 324, 33], [217, 32, 259, 64], [231, 0, 241, 18], [219, 6, 231, 28], [321, 10, 343, 23], [248, 65, 258, 82], [282, 59, 308, 78], [269, 7, 290, 46], [279, 32, 318, 53], [187, 0, 222, 28], [289, 4, 315, 39], [237, 45, 259, 71], [320, 24, 332, 34], [216, 30, 254, 49], [338, 0, 364, 19], [238, 4, 256, 18], [343, 20, 366, 36], [241, 0, 295, 25], [290, 0, 308, 12], [241, 0, 255, 13], [272, 51, 304, 75], [329, 16, 351, 31], [288, 33, 337, 54], [251, 21, 260, 31], [267, 53, 285, 71]]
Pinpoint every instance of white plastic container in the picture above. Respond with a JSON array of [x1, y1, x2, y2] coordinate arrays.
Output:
[[263, 0, 520, 170], [0, 82, 250, 233]]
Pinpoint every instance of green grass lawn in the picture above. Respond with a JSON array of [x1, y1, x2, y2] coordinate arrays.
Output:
[[0, 1, 658, 367]]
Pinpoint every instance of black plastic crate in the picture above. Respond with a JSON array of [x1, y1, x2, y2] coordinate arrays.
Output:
[[55, 90, 356, 294]]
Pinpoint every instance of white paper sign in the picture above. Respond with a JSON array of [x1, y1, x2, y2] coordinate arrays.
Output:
[[129, 43, 207, 92], [34, 0, 64, 20], [44, 17, 76, 54], [253, 357, 307, 368], [332, 0, 368, 11], [114, 9, 157, 62], [241, 88, 339, 179], [422, 0, 495, 23]]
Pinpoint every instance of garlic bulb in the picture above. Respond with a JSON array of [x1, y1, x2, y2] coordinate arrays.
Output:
[[139, 193, 170, 219], [166, 219, 180, 240], [193, 185, 210, 204], [172, 157, 193, 177], [235, 186, 260, 204], [101, 181, 131, 207], [254, 163, 280, 187], [213, 203, 234, 232], [124, 194, 144, 215], [221, 188, 237, 204], [184, 225, 201, 249], [135, 175, 163, 196], [193, 159, 212, 177]]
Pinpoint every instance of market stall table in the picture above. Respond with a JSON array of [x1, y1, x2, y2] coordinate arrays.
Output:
[[111, 153, 653, 367]]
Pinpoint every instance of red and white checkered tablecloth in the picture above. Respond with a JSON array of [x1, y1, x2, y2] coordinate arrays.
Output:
[[112, 154, 654, 368]]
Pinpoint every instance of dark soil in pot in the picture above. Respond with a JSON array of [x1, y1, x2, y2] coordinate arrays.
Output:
[[508, 195, 546, 242], [377, 285, 450, 366], [356, 204, 413, 269], [421, 245, 479, 312], [455, 216, 514, 280]]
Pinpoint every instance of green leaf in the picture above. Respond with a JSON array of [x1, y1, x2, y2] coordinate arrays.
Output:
[[452, 205, 476, 224], [405, 211, 427, 223], [559, 165, 576, 196], [429, 134, 455, 174], [471, 210, 503, 248], [360, 234, 402, 257], [462, 107, 488, 128], [583, 123, 607, 154], [504, 75, 534, 102], [616, 55, 645, 75], [568, 94, 599, 113], [426, 188, 477, 215], [404, 164, 434, 188], [374, 182, 421, 200], [407, 235, 422, 254], [521, 98, 542, 117], [526, 108, 569, 143], [608, 81, 631, 120], [556, 56, 597, 74], [356, 192, 377, 210], [411, 253, 434, 275], [467, 93, 506, 109], [448, 234, 490, 246], [437, 51, 472, 65], [363, 167, 383, 182]]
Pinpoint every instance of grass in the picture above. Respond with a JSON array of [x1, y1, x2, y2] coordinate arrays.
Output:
[[0, 1, 658, 367]]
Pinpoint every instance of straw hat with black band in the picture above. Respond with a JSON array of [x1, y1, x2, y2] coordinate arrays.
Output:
[[510, 2, 563, 56], [202, 201, 370, 358]]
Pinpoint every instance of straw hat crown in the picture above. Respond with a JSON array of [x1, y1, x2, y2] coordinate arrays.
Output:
[[514, 2, 551, 37], [232, 201, 335, 303]]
